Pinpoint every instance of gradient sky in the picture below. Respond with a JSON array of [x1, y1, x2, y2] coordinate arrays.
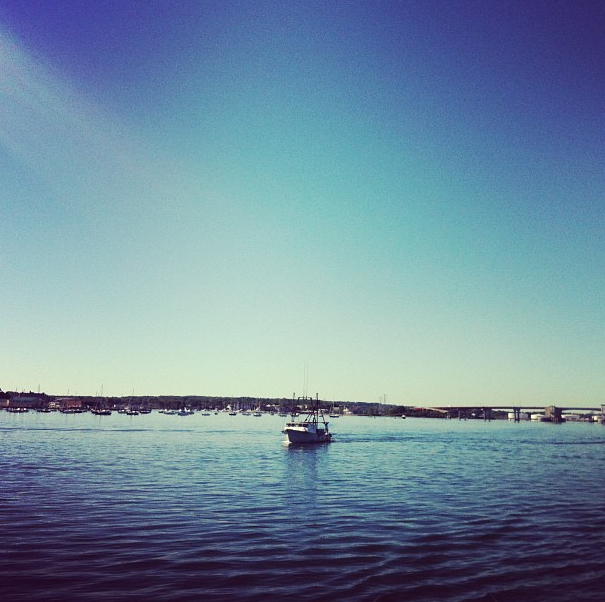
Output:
[[1, 1, 604, 406]]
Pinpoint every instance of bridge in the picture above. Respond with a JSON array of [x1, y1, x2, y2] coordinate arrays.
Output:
[[425, 404, 605, 423]]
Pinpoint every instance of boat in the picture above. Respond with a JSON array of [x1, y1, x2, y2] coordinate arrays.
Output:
[[124, 391, 142, 415], [91, 399, 112, 415], [178, 407, 194, 416], [123, 398, 139, 415], [283, 394, 332, 444]]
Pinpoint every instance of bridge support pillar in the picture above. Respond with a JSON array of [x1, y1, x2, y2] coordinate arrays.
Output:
[[512, 407, 521, 422]]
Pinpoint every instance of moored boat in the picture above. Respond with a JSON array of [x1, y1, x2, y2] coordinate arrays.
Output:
[[91, 400, 112, 415]]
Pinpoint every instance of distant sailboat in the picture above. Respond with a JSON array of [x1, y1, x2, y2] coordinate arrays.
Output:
[[91, 385, 111, 414], [329, 400, 340, 418], [91, 399, 111, 415], [125, 391, 139, 415]]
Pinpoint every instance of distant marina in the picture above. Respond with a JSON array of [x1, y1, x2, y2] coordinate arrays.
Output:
[[2, 389, 604, 424]]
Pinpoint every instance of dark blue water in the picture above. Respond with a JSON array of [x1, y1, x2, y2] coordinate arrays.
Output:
[[2, 411, 604, 602]]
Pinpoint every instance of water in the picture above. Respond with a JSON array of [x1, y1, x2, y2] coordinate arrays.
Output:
[[2, 411, 604, 602]]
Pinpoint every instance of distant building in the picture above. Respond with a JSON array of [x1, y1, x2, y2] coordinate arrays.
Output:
[[562, 413, 581, 422], [507, 411, 530, 421], [545, 405, 564, 423], [57, 397, 84, 411], [6, 391, 51, 409]]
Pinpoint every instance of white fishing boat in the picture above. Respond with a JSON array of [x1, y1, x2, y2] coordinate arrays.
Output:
[[283, 394, 332, 444]]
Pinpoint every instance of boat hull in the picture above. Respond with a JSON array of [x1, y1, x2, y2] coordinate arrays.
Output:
[[284, 427, 332, 444]]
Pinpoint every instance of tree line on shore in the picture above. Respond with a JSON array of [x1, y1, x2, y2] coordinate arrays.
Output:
[[2, 389, 512, 418]]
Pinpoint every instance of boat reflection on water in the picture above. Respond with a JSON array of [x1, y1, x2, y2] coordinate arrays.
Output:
[[283, 394, 332, 444]]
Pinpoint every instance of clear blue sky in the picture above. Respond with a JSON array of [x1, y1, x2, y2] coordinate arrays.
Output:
[[1, 1, 604, 406]]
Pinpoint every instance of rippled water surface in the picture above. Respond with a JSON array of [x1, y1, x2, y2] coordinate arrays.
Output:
[[2, 411, 605, 601]]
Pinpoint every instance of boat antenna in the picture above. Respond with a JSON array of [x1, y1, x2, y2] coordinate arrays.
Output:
[[302, 362, 309, 399]]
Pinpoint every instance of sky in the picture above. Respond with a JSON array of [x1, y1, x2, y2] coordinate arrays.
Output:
[[1, 1, 604, 406]]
